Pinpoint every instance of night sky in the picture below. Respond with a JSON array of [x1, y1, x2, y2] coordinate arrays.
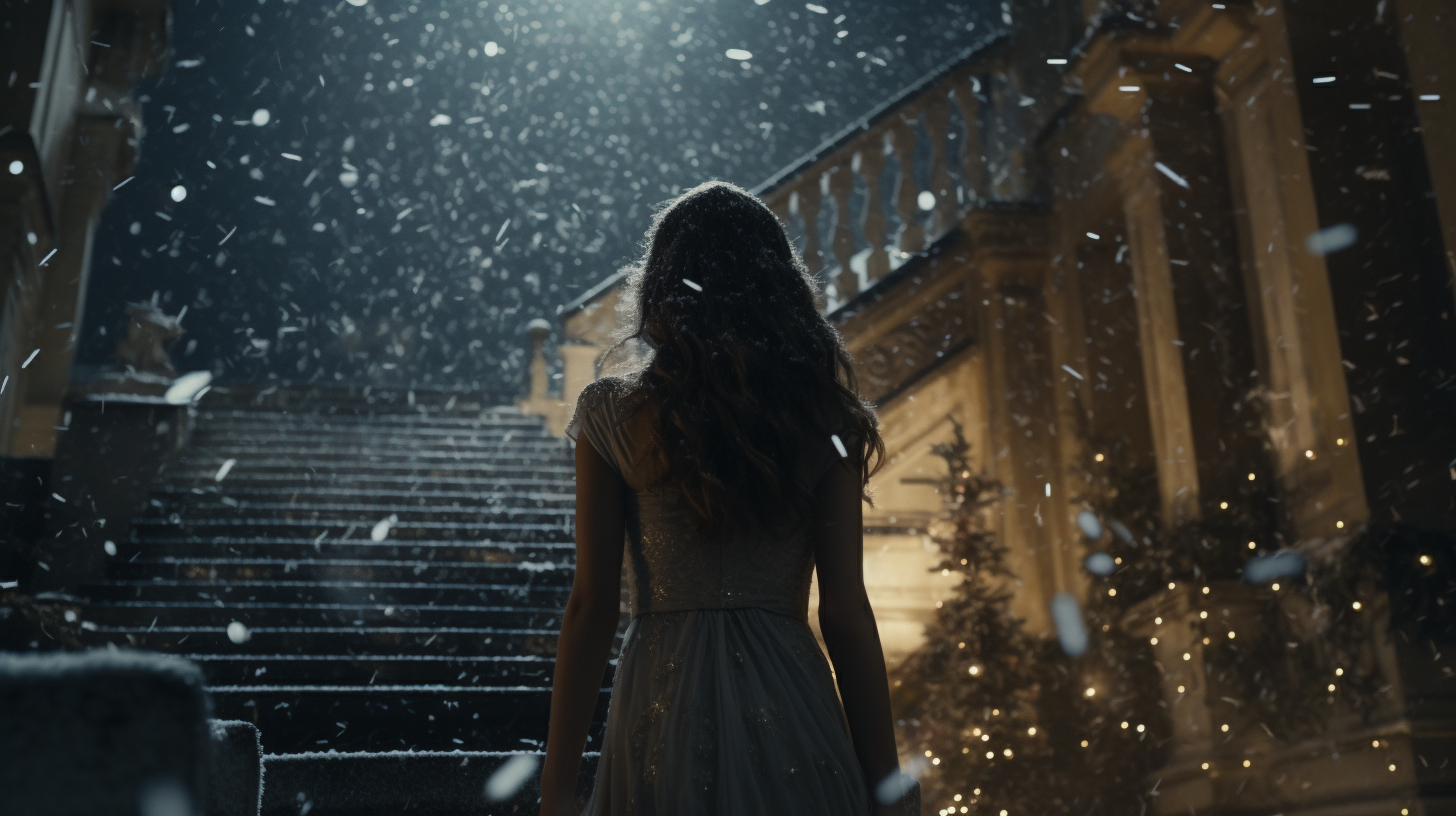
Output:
[[79, 0, 995, 395]]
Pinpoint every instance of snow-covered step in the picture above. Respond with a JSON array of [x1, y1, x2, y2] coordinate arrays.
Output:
[[80, 625, 560, 657], [84, 579, 572, 608], [208, 685, 609, 753], [83, 600, 563, 629], [258, 750, 598, 816], [135, 502, 574, 526], [108, 558, 574, 586], [128, 517, 572, 542], [183, 653, 557, 687], [113, 536, 575, 562]]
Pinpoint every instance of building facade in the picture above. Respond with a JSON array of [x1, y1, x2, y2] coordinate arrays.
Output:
[[527, 1, 1456, 812]]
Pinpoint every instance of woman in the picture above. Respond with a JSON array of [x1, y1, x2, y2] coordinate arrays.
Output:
[[538, 180, 919, 816]]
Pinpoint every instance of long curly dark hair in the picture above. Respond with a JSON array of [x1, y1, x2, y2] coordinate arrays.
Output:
[[600, 180, 885, 540]]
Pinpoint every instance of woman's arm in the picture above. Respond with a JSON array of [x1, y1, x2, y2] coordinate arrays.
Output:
[[810, 456, 912, 814], [539, 435, 626, 816]]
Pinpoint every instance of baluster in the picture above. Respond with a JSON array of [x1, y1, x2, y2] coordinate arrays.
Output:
[[857, 135, 891, 283], [890, 117, 924, 256], [766, 194, 793, 240], [952, 76, 988, 205], [923, 93, 958, 240], [793, 176, 823, 276], [827, 160, 858, 301]]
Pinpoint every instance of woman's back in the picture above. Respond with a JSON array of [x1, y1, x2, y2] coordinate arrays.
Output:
[[568, 375, 840, 622]]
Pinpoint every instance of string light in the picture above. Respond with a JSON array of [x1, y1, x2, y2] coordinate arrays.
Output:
[[1271, 582, 1281, 591], [1220, 501, 1229, 509], [1329, 684, 1337, 692], [1150, 637, 1159, 645], [1200, 611, 1208, 619], [1027, 727, 1036, 736], [1201, 762, 1210, 770], [1094, 453, 1105, 462], [1228, 631, 1236, 639], [1154, 617, 1163, 625], [1336, 667, 1344, 676], [1336, 520, 1345, 528], [1352, 601, 1363, 610], [1177, 685, 1186, 693], [969, 665, 981, 675], [1420, 554, 1432, 565], [1304, 449, 1315, 459], [1248, 541, 1257, 549], [1085, 687, 1096, 697], [1080, 740, 1088, 747], [1108, 588, 1117, 596], [1221, 724, 1230, 732], [1183, 653, 1192, 661], [1247, 472, 1256, 481], [1243, 759, 1252, 767]]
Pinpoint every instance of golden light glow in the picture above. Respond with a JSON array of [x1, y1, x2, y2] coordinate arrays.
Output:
[[1228, 631, 1236, 639], [1389, 764, 1397, 772], [1243, 759, 1252, 768], [1094, 453, 1105, 462], [1220, 501, 1229, 509], [1154, 616, 1163, 625], [1168, 582, 1176, 590], [1247, 472, 1256, 480], [969, 665, 981, 675], [1336, 667, 1344, 676], [1121, 721, 1129, 729], [1248, 541, 1257, 549], [1201, 762, 1210, 770], [1150, 637, 1159, 645], [1336, 520, 1345, 528], [1272, 583, 1281, 591], [1183, 653, 1192, 661], [1200, 611, 1208, 619], [1202, 586, 1211, 594], [1420, 554, 1432, 565], [1353, 601, 1363, 610], [1329, 684, 1337, 692], [1221, 724, 1230, 732], [1305, 449, 1315, 459], [1080, 740, 1089, 748], [1085, 687, 1096, 697], [1203, 637, 1211, 645], [1027, 727, 1036, 736], [1108, 588, 1117, 596], [1177, 685, 1186, 693]]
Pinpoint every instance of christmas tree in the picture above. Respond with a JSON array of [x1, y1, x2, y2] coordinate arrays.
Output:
[[894, 421, 1168, 816], [892, 419, 1064, 816]]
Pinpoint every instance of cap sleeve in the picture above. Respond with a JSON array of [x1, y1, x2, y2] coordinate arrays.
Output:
[[565, 378, 626, 479]]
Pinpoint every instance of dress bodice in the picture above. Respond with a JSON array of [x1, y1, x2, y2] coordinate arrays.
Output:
[[565, 377, 837, 622]]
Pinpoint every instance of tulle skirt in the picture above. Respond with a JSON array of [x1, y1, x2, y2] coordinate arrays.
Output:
[[583, 607, 872, 816]]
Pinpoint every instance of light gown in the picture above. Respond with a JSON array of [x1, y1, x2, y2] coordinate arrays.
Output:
[[564, 376, 881, 816]]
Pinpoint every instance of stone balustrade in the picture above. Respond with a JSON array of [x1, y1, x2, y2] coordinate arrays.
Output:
[[753, 35, 1010, 307]]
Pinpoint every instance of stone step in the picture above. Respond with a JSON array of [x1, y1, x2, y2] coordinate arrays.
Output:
[[128, 517, 572, 543], [259, 750, 598, 816], [185, 653, 556, 687], [81, 601, 564, 629], [162, 461, 575, 480], [83, 579, 571, 608], [113, 537, 575, 563], [197, 410, 544, 428], [80, 625, 560, 657], [147, 486, 575, 509], [173, 450, 571, 470], [134, 503, 574, 527], [109, 558, 574, 586], [150, 472, 574, 492], [209, 685, 609, 753], [185, 437, 569, 454]]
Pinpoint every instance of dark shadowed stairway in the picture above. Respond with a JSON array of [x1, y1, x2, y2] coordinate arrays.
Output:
[[77, 396, 607, 814]]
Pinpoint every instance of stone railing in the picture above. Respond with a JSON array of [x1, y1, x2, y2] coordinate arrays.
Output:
[[753, 34, 1011, 307]]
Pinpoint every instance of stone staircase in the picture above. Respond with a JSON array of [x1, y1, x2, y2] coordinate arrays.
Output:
[[75, 399, 608, 811]]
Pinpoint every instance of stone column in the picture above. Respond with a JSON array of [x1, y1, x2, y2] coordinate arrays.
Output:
[[560, 343, 602, 415], [12, 114, 136, 458], [1096, 56, 1274, 530], [964, 207, 1075, 633]]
